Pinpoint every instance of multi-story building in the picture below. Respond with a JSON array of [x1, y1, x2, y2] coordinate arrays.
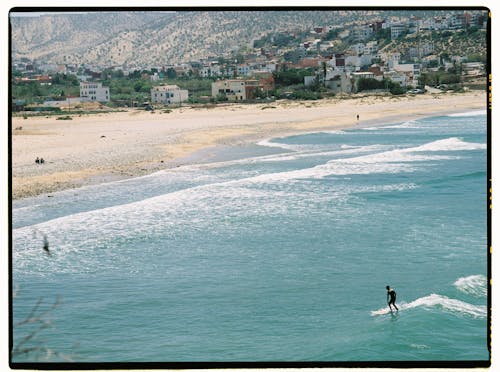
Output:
[[390, 23, 407, 39], [448, 13, 467, 29], [151, 85, 189, 105], [365, 41, 378, 55], [324, 71, 353, 94], [378, 52, 401, 69], [199, 64, 222, 78], [79, 82, 110, 102], [351, 43, 365, 55], [211, 79, 260, 101], [384, 70, 410, 87], [393, 63, 421, 81], [237, 64, 251, 77], [353, 24, 373, 41]]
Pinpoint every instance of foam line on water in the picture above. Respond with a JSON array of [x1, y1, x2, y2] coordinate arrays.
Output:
[[196, 143, 394, 167], [384, 120, 420, 129], [257, 138, 299, 151], [447, 110, 486, 117], [371, 294, 486, 318]]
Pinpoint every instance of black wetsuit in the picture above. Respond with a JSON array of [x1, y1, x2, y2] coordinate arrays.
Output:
[[387, 289, 398, 310]]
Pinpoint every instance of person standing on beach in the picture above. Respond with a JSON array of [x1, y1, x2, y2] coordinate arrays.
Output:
[[356, 114, 359, 122], [386, 285, 398, 311]]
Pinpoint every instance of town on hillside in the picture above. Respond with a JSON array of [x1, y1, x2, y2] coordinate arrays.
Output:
[[11, 11, 488, 114]]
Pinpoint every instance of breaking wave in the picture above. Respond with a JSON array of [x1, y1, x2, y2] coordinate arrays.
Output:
[[371, 293, 486, 318], [454, 275, 487, 297]]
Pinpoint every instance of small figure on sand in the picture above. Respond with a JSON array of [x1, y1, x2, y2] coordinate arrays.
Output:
[[356, 114, 359, 122], [386, 285, 398, 311], [40, 158, 45, 164], [35, 157, 40, 164]]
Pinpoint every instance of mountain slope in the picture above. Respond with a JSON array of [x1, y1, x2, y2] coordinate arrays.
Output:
[[10, 10, 361, 66], [11, 10, 481, 67]]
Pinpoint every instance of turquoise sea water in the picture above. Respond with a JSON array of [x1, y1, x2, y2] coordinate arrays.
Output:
[[12, 111, 488, 363]]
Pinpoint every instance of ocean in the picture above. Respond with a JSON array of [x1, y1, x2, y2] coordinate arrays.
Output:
[[11, 111, 489, 364]]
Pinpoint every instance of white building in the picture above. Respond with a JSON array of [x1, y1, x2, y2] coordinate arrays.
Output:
[[353, 25, 373, 41], [150, 72, 161, 82], [351, 43, 365, 55], [200, 64, 222, 78], [365, 41, 378, 55], [79, 82, 110, 102], [378, 52, 401, 69], [325, 72, 353, 94], [391, 24, 407, 39], [345, 55, 362, 72], [351, 71, 376, 80], [384, 70, 410, 87], [393, 63, 421, 81], [151, 85, 189, 105], [237, 64, 251, 77]]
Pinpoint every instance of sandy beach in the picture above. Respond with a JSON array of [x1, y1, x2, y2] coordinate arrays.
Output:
[[11, 91, 486, 199]]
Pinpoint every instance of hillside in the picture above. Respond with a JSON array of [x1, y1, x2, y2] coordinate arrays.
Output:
[[11, 10, 486, 67], [9, 10, 400, 66]]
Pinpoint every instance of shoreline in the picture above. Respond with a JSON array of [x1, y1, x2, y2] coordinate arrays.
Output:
[[11, 91, 486, 200]]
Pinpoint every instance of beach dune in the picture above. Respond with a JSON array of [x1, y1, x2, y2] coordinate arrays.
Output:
[[11, 92, 486, 199]]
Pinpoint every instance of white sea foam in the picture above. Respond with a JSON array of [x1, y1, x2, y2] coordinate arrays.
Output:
[[407, 137, 486, 152], [199, 143, 394, 168], [322, 130, 346, 135], [359, 183, 419, 193], [243, 138, 472, 182], [13, 135, 483, 272], [12, 180, 294, 272], [371, 294, 486, 318], [257, 131, 346, 151], [385, 120, 420, 129], [454, 275, 487, 297], [257, 138, 299, 151], [447, 110, 486, 117]]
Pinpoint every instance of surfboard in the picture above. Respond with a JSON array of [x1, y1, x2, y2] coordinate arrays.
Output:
[[371, 307, 398, 316]]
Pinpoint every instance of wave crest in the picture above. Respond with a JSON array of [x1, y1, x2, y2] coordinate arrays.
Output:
[[407, 137, 485, 152], [454, 275, 487, 297], [371, 293, 486, 318]]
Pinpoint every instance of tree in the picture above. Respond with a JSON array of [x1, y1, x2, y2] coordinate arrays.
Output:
[[357, 78, 385, 91], [273, 69, 312, 87], [166, 68, 177, 80], [128, 70, 141, 79], [133, 80, 144, 92], [324, 28, 339, 41]]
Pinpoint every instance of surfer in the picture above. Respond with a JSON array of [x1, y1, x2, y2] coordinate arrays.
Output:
[[34, 228, 51, 257], [43, 234, 51, 256], [386, 285, 398, 311]]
